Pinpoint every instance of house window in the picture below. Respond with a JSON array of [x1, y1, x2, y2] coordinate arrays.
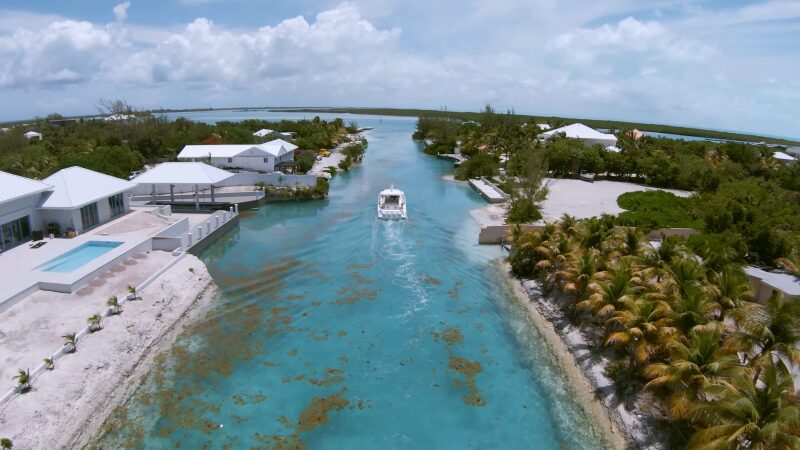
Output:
[[108, 193, 125, 217], [80, 203, 99, 230], [227, 158, 233, 163], [264, 158, 269, 163], [0, 216, 31, 250]]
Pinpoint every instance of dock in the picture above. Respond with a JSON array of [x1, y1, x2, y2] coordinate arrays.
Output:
[[437, 153, 469, 166], [468, 177, 509, 203]]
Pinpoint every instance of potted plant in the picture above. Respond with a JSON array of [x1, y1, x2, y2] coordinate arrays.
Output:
[[62, 333, 77, 353], [107, 296, 122, 315], [0, 437, 12, 449], [43, 357, 54, 370], [12, 369, 30, 393], [87, 314, 102, 332], [127, 285, 141, 301]]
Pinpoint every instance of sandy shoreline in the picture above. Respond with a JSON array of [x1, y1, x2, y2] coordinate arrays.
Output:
[[498, 260, 630, 450], [0, 255, 216, 449]]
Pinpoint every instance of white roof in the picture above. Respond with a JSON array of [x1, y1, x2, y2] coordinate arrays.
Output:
[[39, 167, 135, 209], [541, 123, 617, 141], [177, 139, 299, 159], [380, 187, 404, 196], [24, 131, 42, 137], [744, 266, 800, 296], [536, 123, 552, 130], [605, 145, 622, 153], [773, 151, 797, 161], [131, 162, 233, 185], [103, 114, 135, 121], [253, 128, 275, 137], [0, 171, 52, 206]]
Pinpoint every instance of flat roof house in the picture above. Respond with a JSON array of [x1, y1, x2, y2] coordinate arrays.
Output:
[[773, 151, 797, 165], [177, 139, 298, 172], [39, 167, 136, 235], [540, 123, 618, 148]]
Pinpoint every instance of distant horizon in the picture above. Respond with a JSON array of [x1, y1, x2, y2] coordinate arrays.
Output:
[[0, 1, 798, 139], [3, 104, 798, 144]]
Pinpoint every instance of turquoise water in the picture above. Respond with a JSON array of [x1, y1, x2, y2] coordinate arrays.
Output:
[[94, 116, 607, 449], [37, 241, 122, 272]]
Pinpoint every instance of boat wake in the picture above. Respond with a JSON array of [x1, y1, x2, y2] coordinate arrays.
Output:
[[371, 220, 430, 318]]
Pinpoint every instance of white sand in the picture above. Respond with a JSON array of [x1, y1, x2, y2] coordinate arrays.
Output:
[[539, 178, 690, 223], [469, 178, 691, 228], [0, 255, 216, 449]]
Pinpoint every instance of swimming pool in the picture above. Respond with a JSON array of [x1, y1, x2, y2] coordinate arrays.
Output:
[[37, 241, 122, 273]]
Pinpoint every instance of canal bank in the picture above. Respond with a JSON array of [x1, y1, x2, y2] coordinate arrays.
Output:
[[88, 113, 617, 449]]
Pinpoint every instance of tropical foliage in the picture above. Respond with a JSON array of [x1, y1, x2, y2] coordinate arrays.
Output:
[[0, 109, 357, 178], [510, 217, 800, 448]]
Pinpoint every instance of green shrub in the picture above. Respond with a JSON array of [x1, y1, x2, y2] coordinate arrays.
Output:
[[454, 153, 498, 180], [615, 191, 701, 230]]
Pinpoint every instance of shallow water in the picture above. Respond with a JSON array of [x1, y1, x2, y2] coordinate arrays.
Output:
[[93, 115, 608, 449]]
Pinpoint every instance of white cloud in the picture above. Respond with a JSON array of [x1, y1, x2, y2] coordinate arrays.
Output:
[[548, 17, 714, 66], [0, 1, 797, 137], [113, 2, 131, 22], [0, 20, 117, 88]]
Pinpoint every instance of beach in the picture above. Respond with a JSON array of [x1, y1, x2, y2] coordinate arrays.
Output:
[[0, 255, 216, 449]]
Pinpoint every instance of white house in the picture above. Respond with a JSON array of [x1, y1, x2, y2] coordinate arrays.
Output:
[[177, 139, 298, 172], [540, 123, 618, 148], [773, 151, 797, 165], [0, 171, 52, 251], [253, 128, 275, 137], [39, 167, 136, 235], [536, 123, 552, 131], [24, 131, 43, 141], [0, 167, 135, 249]]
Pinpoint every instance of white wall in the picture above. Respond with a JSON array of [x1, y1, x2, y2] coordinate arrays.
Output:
[[0, 194, 43, 231], [130, 172, 316, 196], [39, 193, 131, 234]]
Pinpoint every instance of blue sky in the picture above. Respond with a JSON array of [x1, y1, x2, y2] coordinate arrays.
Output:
[[0, 0, 799, 137]]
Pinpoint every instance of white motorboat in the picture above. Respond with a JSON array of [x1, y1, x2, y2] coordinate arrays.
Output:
[[377, 185, 407, 220]]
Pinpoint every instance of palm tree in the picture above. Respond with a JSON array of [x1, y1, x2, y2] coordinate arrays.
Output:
[[557, 214, 579, 238], [640, 235, 685, 282], [0, 438, 12, 449], [728, 292, 800, 382], [43, 357, 54, 370], [560, 250, 599, 295], [670, 289, 721, 336], [12, 369, 31, 393], [127, 284, 141, 300], [579, 266, 644, 319], [687, 361, 800, 449], [62, 333, 77, 353], [665, 258, 706, 301], [706, 265, 754, 311], [774, 257, 799, 277], [88, 314, 102, 332], [604, 298, 673, 372], [645, 327, 741, 420], [107, 296, 122, 315]]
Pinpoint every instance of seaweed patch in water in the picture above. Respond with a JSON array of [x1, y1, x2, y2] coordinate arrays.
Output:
[[432, 326, 464, 347], [296, 392, 350, 432], [448, 357, 486, 407]]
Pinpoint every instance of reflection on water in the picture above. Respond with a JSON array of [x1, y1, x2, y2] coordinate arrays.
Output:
[[92, 116, 609, 449]]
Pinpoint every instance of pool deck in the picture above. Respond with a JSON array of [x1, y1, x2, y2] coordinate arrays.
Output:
[[0, 208, 237, 308]]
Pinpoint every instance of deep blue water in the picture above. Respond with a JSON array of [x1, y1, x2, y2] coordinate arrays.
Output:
[[94, 115, 607, 449]]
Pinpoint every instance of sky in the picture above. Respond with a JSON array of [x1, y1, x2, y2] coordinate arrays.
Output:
[[0, 0, 798, 138]]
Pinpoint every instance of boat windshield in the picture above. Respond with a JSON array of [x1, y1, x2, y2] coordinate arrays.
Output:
[[380, 194, 402, 209]]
